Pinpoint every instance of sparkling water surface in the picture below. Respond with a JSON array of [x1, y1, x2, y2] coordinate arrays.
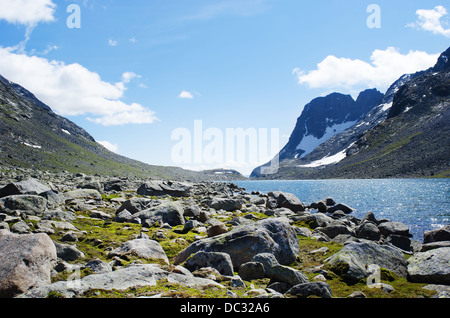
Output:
[[232, 179, 450, 241]]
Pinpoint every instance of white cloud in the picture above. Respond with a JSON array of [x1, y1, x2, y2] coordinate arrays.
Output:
[[108, 39, 118, 47], [178, 90, 194, 99], [121, 71, 140, 83], [407, 5, 450, 38], [0, 0, 56, 25], [293, 47, 440, 95], [97, 141, 119, 153], [0, 47, 159, 126]]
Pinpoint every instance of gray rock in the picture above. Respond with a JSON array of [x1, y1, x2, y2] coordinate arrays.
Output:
[[109, 238, 169, 265], [0, 194, 48, 216], [268, 191, 305, 212], [0, 230, 57, 298], [184, 251, 234, 276], [0, 178, 51, 198], [407, 247, 450, 284], [238, 262, 266, 281], [378, 221, 411, 237], [252, 253, 309, 286], [133, 201, 185, 227], [11, 220, 31, 234], [17, 264, 224, 298], [285, 281, 332, 298], [326, 241, 407, 283], [356, 221, 381, 241], [39, 190, 64, 209], [327, 203, 354, 214], [209, 198, 243, 212], [54, 241, 85, 261], [137, 180, 192, 197], [63, 189, 102, 201], [423, 225, 450, 243], [116, 197, 156, 214], [385, 234, 414, 253], [174, 217, 299, 269], [315, 223, 353, 239], [85, 259, 112, 274], [207, 223, 228, 237], [293, 213, 334, 229]]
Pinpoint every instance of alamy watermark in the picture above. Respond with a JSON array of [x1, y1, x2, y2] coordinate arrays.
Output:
[[171, 120, 280, 175], [67, 4, 81, 29], [367, 4, 381, 29]]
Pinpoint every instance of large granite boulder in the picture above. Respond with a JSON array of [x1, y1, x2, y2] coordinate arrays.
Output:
[[0, 230, 57, 298], [326, 241, 407, 283], [407, 247, 450, 284], [137, 180, 192, 197], [173, 217, 299, 269]]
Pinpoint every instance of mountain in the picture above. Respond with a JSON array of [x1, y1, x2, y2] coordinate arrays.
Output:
[[0, 74, 245, 181], [251, 89, 384, 177], [251, 46, 450, 179]]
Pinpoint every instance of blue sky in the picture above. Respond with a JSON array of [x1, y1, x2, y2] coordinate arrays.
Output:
[[0, 0, 449, 175]]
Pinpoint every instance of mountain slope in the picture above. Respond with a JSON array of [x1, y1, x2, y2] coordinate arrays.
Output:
[[0, 74, 245, 181], [251, 46, 450, 179], [251, 89, 383, 178]]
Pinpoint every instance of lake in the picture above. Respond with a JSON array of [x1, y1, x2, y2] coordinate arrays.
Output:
[[232, 179, 450, 241]]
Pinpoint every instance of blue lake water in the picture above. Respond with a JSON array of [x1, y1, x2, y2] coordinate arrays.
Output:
[[232, 179, 450, 242]]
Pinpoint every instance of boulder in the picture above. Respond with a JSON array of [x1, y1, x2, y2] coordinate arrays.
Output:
[[85, 259, 112, 274], [293, 213, 334, 229], [0, 178, 51, 198], [407, 247, 450, 284], [326, 241, 407, 283], [207, 223, 228, 237], [285, 281, 332, 298], [315, 223, 353, 239], [174, 217, 299, 269], [0, 194, 48, 216], [133, 201, 185, 227], [116, 197, 157, 214], [238, 262, 266, 281], [0, 230, 57, 298], [54, 242, 85, 262], [137, 180, 192, 197], [63, 189, 102, 201], [209, 198, 243, 212], [378, 222, 412, 237], [109, 238, 169, 265], [356, 222, 381, 241], [17, 264, 224, 298], [327, 203, 354, 214], [184, 251, 234, 276], [423, 225, 450, 243], [252, 253, 309, 286], [271, 192, 305, 212], [309, 201, 328, 212]]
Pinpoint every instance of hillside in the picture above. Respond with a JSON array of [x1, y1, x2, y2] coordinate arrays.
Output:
[[0, 74, 245, 181]]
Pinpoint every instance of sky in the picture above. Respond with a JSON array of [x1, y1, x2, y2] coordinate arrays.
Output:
[[0, 0, 449, 176]]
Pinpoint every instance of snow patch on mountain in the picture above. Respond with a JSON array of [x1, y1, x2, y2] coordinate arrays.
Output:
[[295, 119, 357, 158], [298, 142, 356, 168]]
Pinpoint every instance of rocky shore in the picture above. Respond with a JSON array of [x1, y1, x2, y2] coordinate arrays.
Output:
[[0, 167, 449, 299]]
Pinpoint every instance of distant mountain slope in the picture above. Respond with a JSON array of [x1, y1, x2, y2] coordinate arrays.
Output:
[[0, 74, 245, 181], [252, 46, 450, 179]]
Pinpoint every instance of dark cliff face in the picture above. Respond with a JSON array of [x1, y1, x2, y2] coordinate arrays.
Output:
[[278, 89, 383, 162]]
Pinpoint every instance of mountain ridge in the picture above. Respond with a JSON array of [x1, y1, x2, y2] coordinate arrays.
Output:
[[0, 74, 245, 181], [251, 46, 450, 179]]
